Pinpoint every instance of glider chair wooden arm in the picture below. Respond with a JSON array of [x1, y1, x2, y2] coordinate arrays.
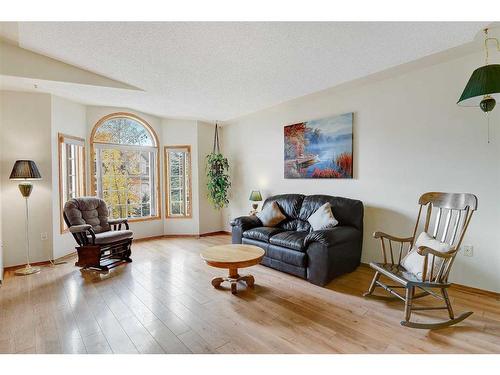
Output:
[[68, 224, 96, 244], [364, 192, 477, 329], [64, 197, 133, 272], [108, 218, 130, 230]]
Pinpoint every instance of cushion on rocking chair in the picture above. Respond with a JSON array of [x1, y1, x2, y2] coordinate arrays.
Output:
[[89, 230, 133, 245], [401, 232, 451, 279]]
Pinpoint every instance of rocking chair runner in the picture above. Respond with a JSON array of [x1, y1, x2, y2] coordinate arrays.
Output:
[[364, 192, 478, 329], [64, 197, 133, 271]]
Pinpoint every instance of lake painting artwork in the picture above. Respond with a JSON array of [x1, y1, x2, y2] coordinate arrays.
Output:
[[284, 113, 353, 179]]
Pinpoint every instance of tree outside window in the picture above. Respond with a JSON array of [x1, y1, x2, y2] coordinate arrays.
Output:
[[91, 113, 160, 220]]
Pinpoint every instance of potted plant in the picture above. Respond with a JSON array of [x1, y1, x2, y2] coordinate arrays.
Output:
[[206, 123, 230, 209]]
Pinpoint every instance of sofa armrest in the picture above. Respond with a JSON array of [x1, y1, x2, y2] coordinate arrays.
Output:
[[230, 215, 262, 244], [305, 226, 360, 247], [230, 215, 262, 232], [305, 226, 363, 286], [108, 218, 129, 230]]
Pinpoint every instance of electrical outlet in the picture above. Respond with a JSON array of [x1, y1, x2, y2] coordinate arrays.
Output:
[[40, 232, 48, 241], [462, 245, 473, 257]]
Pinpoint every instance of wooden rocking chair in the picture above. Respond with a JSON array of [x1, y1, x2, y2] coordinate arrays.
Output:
[[363, 192, 477, 329]]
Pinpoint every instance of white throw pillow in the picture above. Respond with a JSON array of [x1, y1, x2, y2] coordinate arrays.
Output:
[[256, 201, 286, 227], [401, 232, 451, 279], [307, 202, 339, 231]]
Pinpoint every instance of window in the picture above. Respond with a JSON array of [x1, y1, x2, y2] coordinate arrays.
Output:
[[58, 133, 86, 233], [90, 113, 160, 220], [165, 145, 192, 218]]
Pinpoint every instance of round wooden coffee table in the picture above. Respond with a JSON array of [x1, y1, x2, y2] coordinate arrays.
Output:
[[200, 244, 265, 294]]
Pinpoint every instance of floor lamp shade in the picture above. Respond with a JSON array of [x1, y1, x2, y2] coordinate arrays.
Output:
[[9, 160, 42, 180], [9, 160, 42, 275]]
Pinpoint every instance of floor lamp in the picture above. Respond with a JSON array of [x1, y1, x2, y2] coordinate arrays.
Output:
[[9, 160, 42, 276]]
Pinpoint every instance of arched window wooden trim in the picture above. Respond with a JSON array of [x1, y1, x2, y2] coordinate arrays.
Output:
[[90, 112, 161, 222]]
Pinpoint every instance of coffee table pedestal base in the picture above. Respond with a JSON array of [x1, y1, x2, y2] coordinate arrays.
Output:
[[211, 268, 255, 294]]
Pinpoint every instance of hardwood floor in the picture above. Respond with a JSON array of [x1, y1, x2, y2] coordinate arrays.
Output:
[[0, 234, 498, 354]]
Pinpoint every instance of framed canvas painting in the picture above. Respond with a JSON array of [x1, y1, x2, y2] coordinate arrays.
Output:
[[284, 112, 353, 179]]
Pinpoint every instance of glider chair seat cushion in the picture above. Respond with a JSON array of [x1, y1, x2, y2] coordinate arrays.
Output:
[[91, 230, 134, 245]]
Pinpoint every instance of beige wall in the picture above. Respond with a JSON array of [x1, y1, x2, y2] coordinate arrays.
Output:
[[162, 119, 200, 235], [222, 51, 500, 292], [197, 121, 223, 234], [0, 91, 54, 267]]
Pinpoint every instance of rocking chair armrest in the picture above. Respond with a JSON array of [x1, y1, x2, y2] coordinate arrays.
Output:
[[108, 218, 130, 230], [69, 224, 92, 234], [373, 231, 413, 243], [417, 246, 456, 259], [69, 224, 96, 244]]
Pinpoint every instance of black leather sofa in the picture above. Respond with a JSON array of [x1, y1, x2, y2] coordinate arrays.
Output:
[[231, 194, 363, 286]]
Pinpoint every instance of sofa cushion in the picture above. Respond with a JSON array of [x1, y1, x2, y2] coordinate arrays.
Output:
[[308, 202, 338, 231], [90, 230, 133, 245], [269, 231, 309, 251], [261, 194, 305, 219], [242, 227, 285, 242], [256, 201, 286, 227], [241, 238, 307, 268], [299, 195, 363, 231], [305, 226, 361, 247], [262, 252, 307, 275], [267, 244, 307, 266]]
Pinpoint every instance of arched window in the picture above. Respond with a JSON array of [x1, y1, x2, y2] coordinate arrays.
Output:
[[91, 113, 160, 220]]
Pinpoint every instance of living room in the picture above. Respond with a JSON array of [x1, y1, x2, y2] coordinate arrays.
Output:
[[0, 1, 499, 372]]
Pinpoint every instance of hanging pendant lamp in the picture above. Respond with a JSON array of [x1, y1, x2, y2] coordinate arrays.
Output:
[[457, 28, 500, 112]]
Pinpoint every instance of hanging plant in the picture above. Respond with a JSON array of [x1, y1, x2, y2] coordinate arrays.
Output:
[[206, 123, 231, 209]]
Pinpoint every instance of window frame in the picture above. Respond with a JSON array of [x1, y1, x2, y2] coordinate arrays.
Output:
[[90, 112, 161, 222], [164, 145, 192, 219], [58, 133, 87, 233]]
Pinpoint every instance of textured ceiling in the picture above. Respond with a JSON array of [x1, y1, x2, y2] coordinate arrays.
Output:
[[0, 22, 488, 120]]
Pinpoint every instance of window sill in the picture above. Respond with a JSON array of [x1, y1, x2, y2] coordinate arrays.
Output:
[[127, 216, 162, 223], [165, 215, 193, 219]]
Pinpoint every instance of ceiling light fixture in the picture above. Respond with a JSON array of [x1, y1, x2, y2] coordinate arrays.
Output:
[[457, 28, 500, 142]]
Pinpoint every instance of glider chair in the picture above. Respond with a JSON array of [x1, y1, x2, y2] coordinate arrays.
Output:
[[364, 192, 477, 329], [64, 197, 133, 271]]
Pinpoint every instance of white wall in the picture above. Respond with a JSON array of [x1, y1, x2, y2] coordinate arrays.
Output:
[[197, 121, 223, 234], [86, 106, 165, 239], [162, 119, 200, 235], [222, 51, 500, 293], [51, 95, 87, 259], [0, 91, 54, 267]]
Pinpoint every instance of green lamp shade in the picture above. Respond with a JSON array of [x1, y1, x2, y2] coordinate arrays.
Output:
[[9, 160, 42, 180], [457, 64, 500, 106], [249, 190, 262, 201]]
